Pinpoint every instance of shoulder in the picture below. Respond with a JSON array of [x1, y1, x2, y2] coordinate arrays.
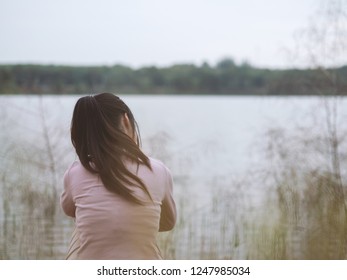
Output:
[[148, 157, 173, 182], [64, 161, 81, 177], [63, 161, 90, 182], [149, 157, 171, 173]]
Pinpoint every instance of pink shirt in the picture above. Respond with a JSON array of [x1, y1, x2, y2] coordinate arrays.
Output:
[[60, 157, 176, 260]]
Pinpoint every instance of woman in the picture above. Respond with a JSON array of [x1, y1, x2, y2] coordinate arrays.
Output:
[[60, 93, 176, 259]]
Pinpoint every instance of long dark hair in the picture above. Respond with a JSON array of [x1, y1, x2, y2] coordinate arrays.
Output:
[[70, 93, 152, 204]]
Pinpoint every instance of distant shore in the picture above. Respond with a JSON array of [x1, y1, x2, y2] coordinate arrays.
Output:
[[1, 60, 346, 95]]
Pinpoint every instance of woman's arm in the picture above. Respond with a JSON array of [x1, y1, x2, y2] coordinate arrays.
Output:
[[60, 168, 76, 218], [159, 167, 177, 232]]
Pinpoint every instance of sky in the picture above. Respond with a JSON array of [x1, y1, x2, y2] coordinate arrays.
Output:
[[0, 0, 345, 69]]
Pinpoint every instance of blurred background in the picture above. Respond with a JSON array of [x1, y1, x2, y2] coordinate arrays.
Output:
[[0, 0, 347, 259]]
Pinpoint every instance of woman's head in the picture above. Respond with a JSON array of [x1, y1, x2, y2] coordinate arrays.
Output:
[[70, 93, 151, 204], [71, 93, 138, 157]]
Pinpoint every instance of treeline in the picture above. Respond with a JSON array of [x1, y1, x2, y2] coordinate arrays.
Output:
[[0, 58, 346, 95]]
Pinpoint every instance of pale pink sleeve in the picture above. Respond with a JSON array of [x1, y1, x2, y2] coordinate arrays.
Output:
[[60, 168, 76, 218], [159, 167, 177, 232]]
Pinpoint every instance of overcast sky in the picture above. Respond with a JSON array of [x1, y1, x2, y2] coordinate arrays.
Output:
[[1, 0, 343, 68]]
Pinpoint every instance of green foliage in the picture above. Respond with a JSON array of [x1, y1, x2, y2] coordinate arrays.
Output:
[[1, 59, 346, 95]]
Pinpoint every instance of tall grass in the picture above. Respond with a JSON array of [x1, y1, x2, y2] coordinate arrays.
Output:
[[156, 98, 347, 260], [0, 96, 73, 259], [244, 99, 347, 259]]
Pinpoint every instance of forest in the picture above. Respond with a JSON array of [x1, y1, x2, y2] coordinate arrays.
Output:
[[1, 58, 346, 95]]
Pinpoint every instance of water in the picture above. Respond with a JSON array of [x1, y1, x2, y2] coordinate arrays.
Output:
[[0, 94, 346, 259]]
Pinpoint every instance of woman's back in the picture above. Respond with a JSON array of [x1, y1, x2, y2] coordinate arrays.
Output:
[[61, 157, 176, 260]]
